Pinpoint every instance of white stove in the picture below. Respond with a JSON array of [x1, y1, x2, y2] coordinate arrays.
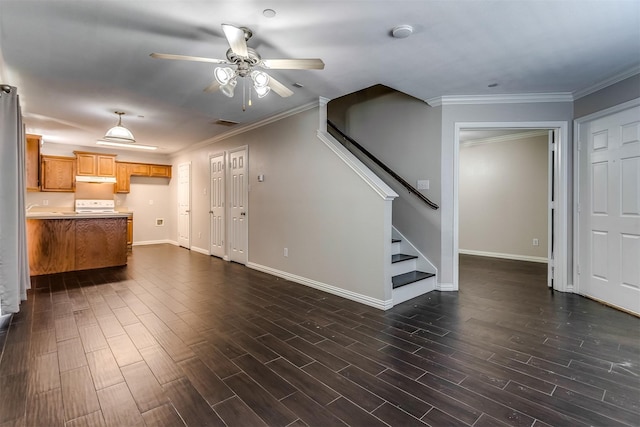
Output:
[[75, 199, 117, 214]]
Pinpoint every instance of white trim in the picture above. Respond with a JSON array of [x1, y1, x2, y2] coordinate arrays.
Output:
[[573, 68, 640, 100], [436, 282, 455, 291], [133, 239, 178, 246], [247, 262, 392, 310], [317, 130, 398, 201], [190, 246, 210, 256], [227, 145, 249, 265], [453, 121, 569, 294], [172, 101, 318, 156], [572, 97, 640, 296], [459, 249, 548, 264], [426, 93, 573, 107], [460, 129, 549, 148], [0, 313, 11, 330]]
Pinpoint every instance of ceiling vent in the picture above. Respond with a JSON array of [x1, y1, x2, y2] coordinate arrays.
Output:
[[213, 119, 239, 127]]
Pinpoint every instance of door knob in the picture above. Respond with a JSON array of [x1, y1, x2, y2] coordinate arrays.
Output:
[[209, 211, 213, 214]]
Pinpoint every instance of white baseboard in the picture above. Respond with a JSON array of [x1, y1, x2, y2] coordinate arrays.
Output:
[[247, 262, 392, 310], [459, 249, 548, 264], [190, 246, 210, 256], [133, 240, 178, 247], [0, 313, 11, 330], [436, 282, 455, 291]]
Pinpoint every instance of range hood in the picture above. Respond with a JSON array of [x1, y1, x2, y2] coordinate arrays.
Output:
[[75, 175, 117, 183]]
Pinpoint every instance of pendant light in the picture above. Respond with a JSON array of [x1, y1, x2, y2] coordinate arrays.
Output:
[[104, 111, 135, 142]]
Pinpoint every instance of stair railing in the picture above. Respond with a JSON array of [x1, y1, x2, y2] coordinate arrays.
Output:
[[327, 120, 439, 210]]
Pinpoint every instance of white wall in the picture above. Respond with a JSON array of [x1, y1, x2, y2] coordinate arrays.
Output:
[[459, 133, 548, 260], [169, 106, 391, 305]]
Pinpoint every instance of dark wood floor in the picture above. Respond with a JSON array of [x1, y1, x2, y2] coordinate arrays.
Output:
[[1, 246, 638, 427]]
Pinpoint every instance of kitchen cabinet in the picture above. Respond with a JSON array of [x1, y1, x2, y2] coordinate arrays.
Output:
[[115, 161, 172, 193], [26, 134, 41, 191], [75, 151, 116, 176], [40, 155, 75, 192], [126, 213, 133, 251], [149, 164, 171, 178], [27, 216, 127, 275]]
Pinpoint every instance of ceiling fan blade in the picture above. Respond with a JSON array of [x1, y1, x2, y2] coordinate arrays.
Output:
[[222, 24, 248, 57], [267, 75, 294, 98], [203, 81, 221, 93], [150, 53, 229, 64], [262, 58, 325, 70]]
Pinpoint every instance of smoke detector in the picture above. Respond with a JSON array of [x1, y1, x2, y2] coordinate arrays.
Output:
[[391, 25, 413, 39]]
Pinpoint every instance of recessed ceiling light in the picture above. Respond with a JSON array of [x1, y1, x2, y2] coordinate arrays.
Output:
[[391, 25, 413, 39], [263, 9, 276, 18]]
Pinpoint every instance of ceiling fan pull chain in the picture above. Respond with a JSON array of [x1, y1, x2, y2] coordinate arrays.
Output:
[[242, 78, 246, 112]]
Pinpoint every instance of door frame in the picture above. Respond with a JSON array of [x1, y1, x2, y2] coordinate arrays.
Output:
[[453, 121, 570, 292], [573, 97, 640, 297], [209, 151, 226, 259], [227, 145, 249, 264], [177, 161, 191, 249]]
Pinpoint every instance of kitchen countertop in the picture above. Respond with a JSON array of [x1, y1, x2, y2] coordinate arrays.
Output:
[[26, 211, 131, 219]]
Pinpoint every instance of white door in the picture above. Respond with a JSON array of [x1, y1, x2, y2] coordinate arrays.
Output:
[[578, 104, 640, 314], [210, 153, 225, 258], [229, 148, 247, 264], [177, 162, 191, 249]]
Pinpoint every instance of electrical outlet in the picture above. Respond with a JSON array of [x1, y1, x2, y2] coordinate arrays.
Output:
[[198, 232, 202, 238], [284, 248, 288, 257], [42, 199, 49, 206], [533, 238, 539, 246]]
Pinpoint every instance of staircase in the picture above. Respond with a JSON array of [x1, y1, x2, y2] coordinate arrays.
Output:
[[391, 231, 436, 305]]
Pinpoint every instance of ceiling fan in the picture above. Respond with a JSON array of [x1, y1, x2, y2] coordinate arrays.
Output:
[[151, 24, 324, 101]]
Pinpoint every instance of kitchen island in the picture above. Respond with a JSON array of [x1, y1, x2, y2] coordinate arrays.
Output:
[[27, 212, 129, 275]]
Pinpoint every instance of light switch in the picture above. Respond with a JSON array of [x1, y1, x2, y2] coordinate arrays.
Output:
[[417, 180, 430, 190]]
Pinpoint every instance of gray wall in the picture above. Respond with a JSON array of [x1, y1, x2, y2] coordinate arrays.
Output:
[[574, 74, 640, 118], [459, 133, 549, 259], [440, 101, 574, 288], [330, 91, 443, 277], [170, 107, 390, 303]]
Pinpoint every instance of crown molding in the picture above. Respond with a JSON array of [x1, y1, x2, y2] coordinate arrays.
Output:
[[426, 92, 574, 107], [572, 66, 640, 100], [171, 100, 319, 156], [460, 129, 549, 148]]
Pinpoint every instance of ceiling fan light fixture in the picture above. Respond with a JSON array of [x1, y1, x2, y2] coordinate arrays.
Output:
[[104, 112, 135, 142], [251, 70, 269, 88], [214, 67, 235, 85], [255, 85, 271, 98], [220, 79, 237, 98]]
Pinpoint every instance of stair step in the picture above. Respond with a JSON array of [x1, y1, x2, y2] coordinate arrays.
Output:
[[392, 271, 436, 289], [392, 253, 417, 263]]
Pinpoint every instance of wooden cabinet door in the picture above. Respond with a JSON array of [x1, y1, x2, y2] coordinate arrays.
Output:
[[76, 153, 97, 175], [149, 164, 171, 177], [97, 155, 116, 176], [26, 134, 41, 191], [127, 214, 133, 250], [115, 162, 130, 193], [41, 156, 75, 192]]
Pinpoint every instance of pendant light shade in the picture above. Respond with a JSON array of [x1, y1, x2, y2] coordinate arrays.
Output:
[[104, 112, 135, 142]]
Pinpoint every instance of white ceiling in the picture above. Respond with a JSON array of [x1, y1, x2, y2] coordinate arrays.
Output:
[[1, 1, 638, 154]]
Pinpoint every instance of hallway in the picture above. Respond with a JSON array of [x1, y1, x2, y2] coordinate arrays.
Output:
[[0, 246, 638, 426]]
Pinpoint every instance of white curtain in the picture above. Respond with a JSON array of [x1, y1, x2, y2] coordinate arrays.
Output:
[[0, 85, 30, 315]]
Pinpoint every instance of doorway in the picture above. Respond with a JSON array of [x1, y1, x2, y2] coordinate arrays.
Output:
[[177, 162, 191, 249], [210, 153, 225, 258], [458, 129, 551, 286], [453, 121, 569, 293]]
